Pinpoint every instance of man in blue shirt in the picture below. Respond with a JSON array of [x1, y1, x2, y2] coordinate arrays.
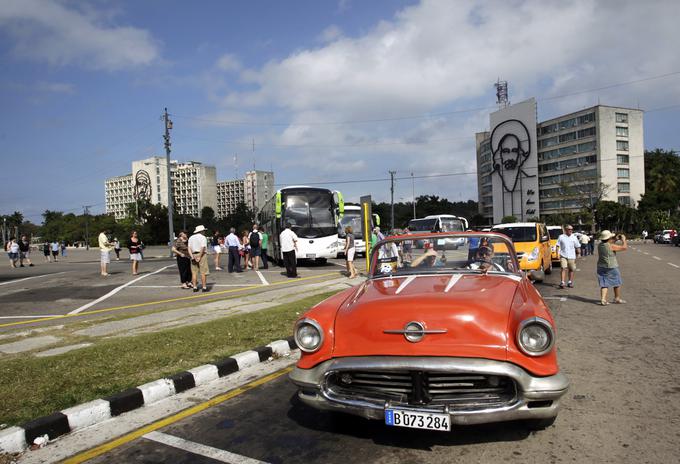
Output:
[[557, 225, 581, 289]]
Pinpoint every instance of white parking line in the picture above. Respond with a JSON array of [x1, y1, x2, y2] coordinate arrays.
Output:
[[669, 263, 680, 268], [653, 256, 662, 261], [128, 284, 258, 288], [143, 431, 266, 464], [543, 296, 568, 302], [255, 270, 269, 285], [0, 271, 69, 287], [643, 252, 649, 255], [67, 265, 173, 315]]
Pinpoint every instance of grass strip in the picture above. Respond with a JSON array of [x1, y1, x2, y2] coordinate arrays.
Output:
[[0, 290, 339, 426]]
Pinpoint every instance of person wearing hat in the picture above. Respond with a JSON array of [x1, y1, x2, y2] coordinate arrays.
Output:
[[557, 225, 581, 289], [596, 230, 628, 305], [188, 225, 210, 292]]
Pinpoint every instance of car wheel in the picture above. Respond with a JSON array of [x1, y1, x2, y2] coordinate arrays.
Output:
[[525, 416, 556, 431]]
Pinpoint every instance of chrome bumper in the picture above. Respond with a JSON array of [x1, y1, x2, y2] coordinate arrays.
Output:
[[289, 356, 569, 425]]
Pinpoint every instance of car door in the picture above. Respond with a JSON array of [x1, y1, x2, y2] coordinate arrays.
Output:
[[539, 224, 551, 267]]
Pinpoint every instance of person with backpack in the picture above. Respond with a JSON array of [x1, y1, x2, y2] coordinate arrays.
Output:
[[249, 224, 263, 271]]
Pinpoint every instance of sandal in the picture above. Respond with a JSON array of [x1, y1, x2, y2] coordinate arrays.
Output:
[[613, 299, 627, 304], [599, 300, 609, 306]]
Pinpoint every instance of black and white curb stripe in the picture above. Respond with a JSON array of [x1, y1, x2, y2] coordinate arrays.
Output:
[[0, 337, 298, 454]]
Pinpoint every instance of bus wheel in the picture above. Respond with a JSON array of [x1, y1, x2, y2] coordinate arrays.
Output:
[[315, 258, 327, 265]]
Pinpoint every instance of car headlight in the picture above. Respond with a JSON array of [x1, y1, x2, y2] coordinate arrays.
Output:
[[527, 246, 540, 261], [517, 317, 554, 356], [294, 318, 324, 353]]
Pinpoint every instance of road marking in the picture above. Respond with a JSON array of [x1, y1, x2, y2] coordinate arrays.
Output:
[[543, 296, 568, 302], [643, 252, 649, 255], [255, 270, 269, 286], [0, 315, 62, 319], [652, 256, 661, 261], [128, 284, 257, 288], [0, 271, 69, 287], [68, 265, 174, 315], [62, 367, 292, 464], [330, 261, 347, 268], [0, 271, 340, 329], [143, 431, 266, 464], [669, 263, 680, 268]]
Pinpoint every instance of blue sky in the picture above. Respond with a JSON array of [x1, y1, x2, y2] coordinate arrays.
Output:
[[1, 0, 679, 223]]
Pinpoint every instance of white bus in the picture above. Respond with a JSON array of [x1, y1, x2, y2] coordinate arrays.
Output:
[[336, 204, 381, 257], [407, 214, 468, 249], [259, 186, 343, 264]]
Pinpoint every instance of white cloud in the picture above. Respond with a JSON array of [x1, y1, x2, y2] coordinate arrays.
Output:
[[207, 0, 680, 202], [0, 0, 160, 70], [216, 53, 242, 72], [36, 81, 75, 94], [318, 25, 343, 43]]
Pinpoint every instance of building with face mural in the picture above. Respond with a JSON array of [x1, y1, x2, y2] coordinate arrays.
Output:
[[476, 98, 644, 225]]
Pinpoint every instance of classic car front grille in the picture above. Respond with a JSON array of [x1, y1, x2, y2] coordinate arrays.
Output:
[[325, 370, 517, 410]]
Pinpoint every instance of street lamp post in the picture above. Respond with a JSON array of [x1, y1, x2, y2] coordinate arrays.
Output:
[[163, 108, 174, 255]]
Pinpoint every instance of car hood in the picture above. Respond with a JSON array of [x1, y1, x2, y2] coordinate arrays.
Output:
[[333, 273, 520, 361]]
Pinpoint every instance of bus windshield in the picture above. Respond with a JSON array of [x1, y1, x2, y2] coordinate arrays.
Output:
[[408, 218, 437, 232], [338, 211, 363, 237], [441, 218, 465, 232], [284, 192, 336, 238]]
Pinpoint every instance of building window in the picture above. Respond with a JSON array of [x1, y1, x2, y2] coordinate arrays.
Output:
[[577, 127, 596, 138], [559, 118, 577, 130], [617, 182, 630, 193], [616, 126, 628, 137], [615, 112, 628, 123], [616, 140, 629, 151], [617, 155, 629, 164], [618, 196, 631, 206], [617, 168, 630, 178], [577, 113, 595, 125], [559, 131, 577, 143]]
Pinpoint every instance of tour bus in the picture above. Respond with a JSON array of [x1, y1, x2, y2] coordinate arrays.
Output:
[[336, 204, 381, 257], [259, 186, 343, 264], [407, 214, 468, 249]]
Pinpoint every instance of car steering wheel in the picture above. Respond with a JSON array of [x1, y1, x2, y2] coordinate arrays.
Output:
[[468, 259, 504, 272]]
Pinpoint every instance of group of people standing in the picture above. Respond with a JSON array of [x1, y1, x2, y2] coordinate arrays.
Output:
[[5, 236, 67, 268], [209, 225, 270, 273], [98, 229, 144, 276]]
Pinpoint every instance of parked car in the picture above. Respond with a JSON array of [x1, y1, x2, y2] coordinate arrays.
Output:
[[659, 229, 676, 244], [290, 232, 569, 432], [491, 222, 553, 279], [547, 226, 563, 262], [653, 231, 663, 243]]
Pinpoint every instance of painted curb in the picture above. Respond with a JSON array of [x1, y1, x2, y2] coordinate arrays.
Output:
[[0, 336, 298, 454]]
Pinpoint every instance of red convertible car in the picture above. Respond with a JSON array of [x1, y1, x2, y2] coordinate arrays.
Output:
[[289, 232, 569, 432]]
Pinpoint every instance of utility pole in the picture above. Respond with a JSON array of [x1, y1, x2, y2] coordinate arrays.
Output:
[[163, 108, 175, 254], [389, 170, 396, 232], [83, 205, 91, 250], [411, 172, 416, 220]]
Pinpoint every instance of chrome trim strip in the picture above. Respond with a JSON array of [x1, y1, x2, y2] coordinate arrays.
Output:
[[395, 275, 416, 294], [383, 329, 448, 334], [444, 274, 463, 293]]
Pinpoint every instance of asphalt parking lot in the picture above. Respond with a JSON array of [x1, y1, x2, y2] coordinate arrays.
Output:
[[37, 241, 679, 464], [0, 246, 347, 332]]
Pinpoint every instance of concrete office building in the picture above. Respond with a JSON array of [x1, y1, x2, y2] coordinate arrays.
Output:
[[216, 179, 245, 218], [245, 170, 274, 215], [476, 99, 644, 224], [104, 174, 135, 220]]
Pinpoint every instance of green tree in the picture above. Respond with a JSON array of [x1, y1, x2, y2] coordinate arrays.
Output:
[[501, 215, 517, 223]]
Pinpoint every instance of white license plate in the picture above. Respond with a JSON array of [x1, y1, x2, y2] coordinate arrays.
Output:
[[385, 409, 450, 431], [306, 254, 316, 259]]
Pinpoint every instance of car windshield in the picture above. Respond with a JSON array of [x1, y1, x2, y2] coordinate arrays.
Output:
[[369, 233, 519, 278], [491, 226, 537, 243], [548, 228, 562, 240], [338, 212, 363, 238]]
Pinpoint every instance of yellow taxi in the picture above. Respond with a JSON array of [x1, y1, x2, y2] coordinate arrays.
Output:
[[491, 222, 553, 276], [547, 226, 564, 262]]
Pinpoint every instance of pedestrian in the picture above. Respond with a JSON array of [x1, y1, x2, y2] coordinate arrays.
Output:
[[18, 235, 34, 267], [60, 241, 67, 258], [98, 229, 114, 276], [260, 225, 269, 269], [241, 229, 251, 270], [280, 222, 299, 278], [128, 230, 143, 275], [579, 232, 590, 257], [641, 229, 648, 243], [225, 227, 242, 273], [596, 230, 628, 305], [113, 238, 121, 260], [249, 224, 262, 271], [211, 230, 223, 271], [50, 240, 60, 262], [6, 237, 19, 268], [344, 226, 357, 278], [557, 225, 581, 289], [42, 241, 51, 262], [188, 225, 210, 292], [172, 231, 193, 289], [588, 233, 595, 255]]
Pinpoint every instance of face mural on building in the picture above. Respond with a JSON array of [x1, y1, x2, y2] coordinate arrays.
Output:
[[134, 170, 152, 201], [490, 119, 533, 192]]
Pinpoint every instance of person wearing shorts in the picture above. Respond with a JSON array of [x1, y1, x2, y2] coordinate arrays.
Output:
[[211, 231, 223, 271], [557, 225, 581, 289], [19, 235, 33, 267], [344, 226, 357, 278], [98, 229, 114, 276], [50, 241, 60, 262], [189, 225, 210, 292], [128, 230, 143, 275]]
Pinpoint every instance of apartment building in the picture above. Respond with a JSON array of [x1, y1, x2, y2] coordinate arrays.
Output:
[[216, 179, 245, 218], [476, 100, 644, 224], [104, 174, 135, 220]]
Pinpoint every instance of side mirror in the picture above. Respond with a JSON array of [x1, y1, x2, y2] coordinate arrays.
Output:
[[528, 270, 545, 282]]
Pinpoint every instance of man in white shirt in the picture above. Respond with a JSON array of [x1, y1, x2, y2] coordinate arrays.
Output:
[[557, 225, 581, 289], [188, 225, 210, 292], [579, 232, 590, 256], [98, 229, 114, 276], [225, 227, 242, 273], [279, 222, 299, 278]]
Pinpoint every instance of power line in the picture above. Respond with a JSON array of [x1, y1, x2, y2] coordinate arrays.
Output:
[[170, 70, 680, 127], [273, 171, 477, 187]]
